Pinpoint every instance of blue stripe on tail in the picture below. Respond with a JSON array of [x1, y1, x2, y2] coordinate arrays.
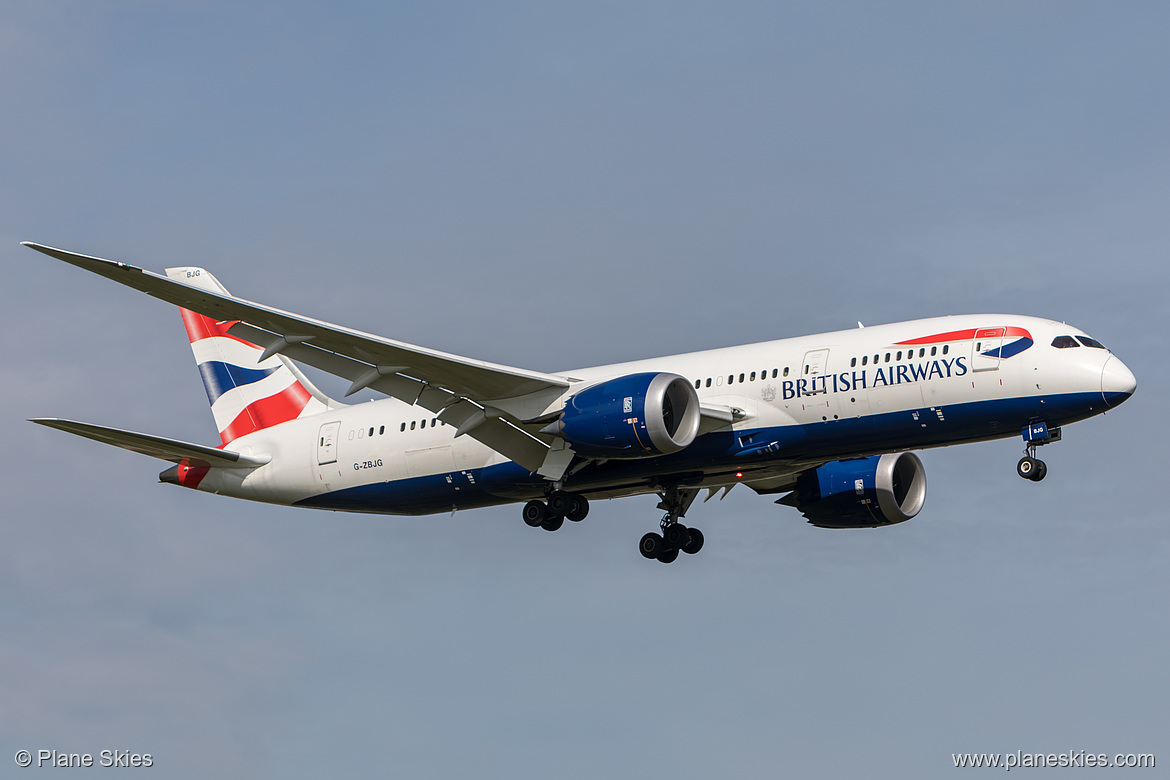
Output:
[[197, 361, 279, 405]]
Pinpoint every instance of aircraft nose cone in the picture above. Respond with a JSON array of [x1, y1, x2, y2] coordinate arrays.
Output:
[[1101, 355, 1137, 407]]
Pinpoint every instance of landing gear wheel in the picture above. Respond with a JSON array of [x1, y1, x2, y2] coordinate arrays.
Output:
[[1017, 457, 1039, 480], [540, 514, 564, 532], [522, 500, 548, 527], [1030, 459, 1047, 482], [564, 494, 589, 522], [639, 532, 665, 559], [664, 523, 690, 549], [681, 527, 704, 555], [548, 491, 569, 516], [657, 548, 679, 564]]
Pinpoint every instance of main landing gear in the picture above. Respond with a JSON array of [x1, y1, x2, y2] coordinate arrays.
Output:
[[639, 486, 703, 564], [1017, 421, 1061, 482], [522, 490, 589, 532]]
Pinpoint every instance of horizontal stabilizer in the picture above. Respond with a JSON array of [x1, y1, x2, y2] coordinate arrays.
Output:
[[30, 418, 269, 469]]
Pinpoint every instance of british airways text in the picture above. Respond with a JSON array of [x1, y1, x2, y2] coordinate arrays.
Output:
[[782, 357, 968, 400]]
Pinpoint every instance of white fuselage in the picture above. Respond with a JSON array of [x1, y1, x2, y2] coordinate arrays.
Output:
[[192, 314, 1134, 514]]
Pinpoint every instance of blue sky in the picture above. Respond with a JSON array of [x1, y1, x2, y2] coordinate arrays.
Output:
[[2, 3, 1167, 777]]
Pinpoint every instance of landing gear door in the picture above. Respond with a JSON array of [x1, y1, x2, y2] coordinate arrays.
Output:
[[972, 328, 1005, 372], [802, 349, 830, 393], [317, 421, 341, 465]]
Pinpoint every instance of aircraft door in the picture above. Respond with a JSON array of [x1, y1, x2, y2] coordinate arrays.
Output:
[[317, 421, 341, 465], [972, 327, 1005, 372], [802, 349, 830, 393]]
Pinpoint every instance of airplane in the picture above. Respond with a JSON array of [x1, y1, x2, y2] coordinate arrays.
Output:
[[23, 242, 1137, 563]]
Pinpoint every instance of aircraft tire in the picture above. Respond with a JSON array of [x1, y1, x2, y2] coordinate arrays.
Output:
[[639, 532, 665, 559], [522, 500, 548, 527], [682, 527, 704, 555], [547, 491, 569, 516], [564, 494, 589, 522], [541, 514, 564, 532], [657, 548, 680, 564], [1016, 457, 1038, 479], [664, 523, 690, 549], [1029, 460, 1048, 482]]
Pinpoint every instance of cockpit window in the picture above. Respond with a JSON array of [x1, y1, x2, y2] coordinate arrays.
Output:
[[1051, 335, 1080, 348], [1076, 335, 1107, 349]]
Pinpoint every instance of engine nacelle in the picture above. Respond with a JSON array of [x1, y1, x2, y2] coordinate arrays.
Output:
[[552, 372, 701, 459], [785, 452, 927, 528]]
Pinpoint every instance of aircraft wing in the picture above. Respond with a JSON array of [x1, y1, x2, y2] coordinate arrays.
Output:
[[30, 418, 270, 468], [23, 243, 571, 471]]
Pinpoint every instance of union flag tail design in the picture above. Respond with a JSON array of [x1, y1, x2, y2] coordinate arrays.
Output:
[[166, 267, 332, 445]]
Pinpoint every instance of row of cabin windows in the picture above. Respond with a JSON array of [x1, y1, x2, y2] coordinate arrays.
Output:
[[849, 344, 948, 368], [690, 344, 952, 389], [401, 418, 442, 432], [693, 367, 789, 389], [353, 418, 445, 439]]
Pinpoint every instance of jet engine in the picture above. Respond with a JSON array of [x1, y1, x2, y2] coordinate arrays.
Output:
[[781, 452, 927, 528], [546, 372, 701, 458]]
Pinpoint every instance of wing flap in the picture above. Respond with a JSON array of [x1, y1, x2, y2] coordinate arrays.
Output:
[[30, 418, 269, 468]]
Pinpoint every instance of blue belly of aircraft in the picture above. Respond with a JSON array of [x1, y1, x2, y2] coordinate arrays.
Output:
[[293, 391, 1113, 515]]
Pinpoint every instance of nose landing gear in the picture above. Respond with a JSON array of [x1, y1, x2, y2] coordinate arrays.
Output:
[[1017, 422, 1061, 482], [1016, 454, 1047, 482]]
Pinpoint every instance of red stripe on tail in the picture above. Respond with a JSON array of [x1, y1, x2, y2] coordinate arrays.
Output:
[[219, 382, 313, 445], [179, 309, 258, 348]]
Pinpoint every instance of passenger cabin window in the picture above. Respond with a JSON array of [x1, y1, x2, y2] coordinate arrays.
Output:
[[772, 369, 778, 378], [942, 345, 949, 355], [1076, 336, 1107, 349], [783, 367, 789, 377], [410, 421, 416, 430], [931, 346, 937, 356], [400, 422, 406, 432], [862, 355, 868, 366], [750, 371, 756, 381], [1051, 335, 1080, 349], [850, 357, 857, 367], [706, 378, 712, 388], [739, 373, 745, 383]]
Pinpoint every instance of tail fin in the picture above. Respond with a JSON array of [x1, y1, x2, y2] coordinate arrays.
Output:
[[166, 267, 340, 445]]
